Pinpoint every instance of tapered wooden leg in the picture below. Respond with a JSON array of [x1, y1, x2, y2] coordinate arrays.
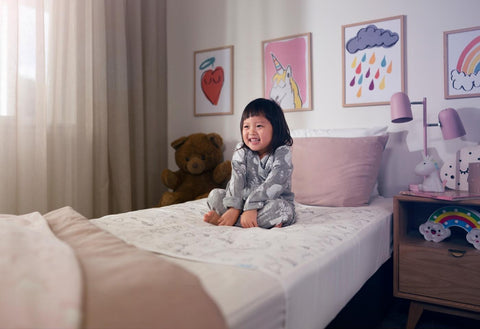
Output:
[[406, 301, 424, 329]]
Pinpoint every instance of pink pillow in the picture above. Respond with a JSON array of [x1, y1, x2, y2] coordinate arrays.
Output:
[[291, 135, 388, 206]]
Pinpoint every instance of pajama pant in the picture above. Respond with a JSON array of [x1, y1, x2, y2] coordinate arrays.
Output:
[[206, 188, 296, 229]]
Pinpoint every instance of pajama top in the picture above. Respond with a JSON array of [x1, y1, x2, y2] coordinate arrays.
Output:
[[223, 143, 295, 211]]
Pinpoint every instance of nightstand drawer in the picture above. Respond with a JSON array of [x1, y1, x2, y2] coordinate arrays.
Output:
[[399, 243, 480, 306]]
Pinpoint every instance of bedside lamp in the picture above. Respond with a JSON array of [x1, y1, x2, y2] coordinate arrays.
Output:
[[390, 92, 466, 192]]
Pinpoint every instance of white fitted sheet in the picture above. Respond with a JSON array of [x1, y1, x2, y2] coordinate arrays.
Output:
[[92, 196, 393, 329]]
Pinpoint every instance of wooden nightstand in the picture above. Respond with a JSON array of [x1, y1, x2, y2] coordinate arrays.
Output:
[[393, 194, 480, 329]]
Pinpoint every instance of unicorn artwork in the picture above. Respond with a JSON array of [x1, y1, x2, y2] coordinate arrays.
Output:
[[411, 155, 446, 193], [269, 53, 302, 110]]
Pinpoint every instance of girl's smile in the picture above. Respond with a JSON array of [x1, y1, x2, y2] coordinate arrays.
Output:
[[242, 115, 273, 159]]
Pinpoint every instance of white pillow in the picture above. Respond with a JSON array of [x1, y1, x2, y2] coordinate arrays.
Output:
[[290, 126, 388, 138]]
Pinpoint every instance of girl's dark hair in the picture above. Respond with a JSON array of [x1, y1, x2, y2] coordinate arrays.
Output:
[[240, 98, 293, 153]]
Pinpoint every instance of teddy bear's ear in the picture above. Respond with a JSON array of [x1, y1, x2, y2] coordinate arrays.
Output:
[[171, 136, 188, 150], [207, 133, 223, 149]]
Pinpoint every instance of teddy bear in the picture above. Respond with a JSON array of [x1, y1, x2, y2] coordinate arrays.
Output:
[[158, 132, 232, 207]]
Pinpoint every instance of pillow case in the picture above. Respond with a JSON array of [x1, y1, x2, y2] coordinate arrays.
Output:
[[290, 126, 388, 138], [291, 134, 388, 207]]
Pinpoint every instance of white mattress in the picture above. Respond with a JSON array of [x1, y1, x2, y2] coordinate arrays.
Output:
[[92, 196, 393, 329]]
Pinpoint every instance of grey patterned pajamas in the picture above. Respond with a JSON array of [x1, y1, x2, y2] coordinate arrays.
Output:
[[207, 144, 296, 228]]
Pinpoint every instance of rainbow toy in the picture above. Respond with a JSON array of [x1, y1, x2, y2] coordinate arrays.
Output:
[[419, 206, 480, 250]]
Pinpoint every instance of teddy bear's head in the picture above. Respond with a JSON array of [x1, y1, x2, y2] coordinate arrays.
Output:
[[172, 133, 225, 175]]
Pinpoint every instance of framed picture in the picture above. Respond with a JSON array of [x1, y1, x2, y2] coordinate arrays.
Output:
[[262, 33, 312, 112], [194, 45, 234, 116], [444, 26, 480, 99], [342, 15, 405, 107]]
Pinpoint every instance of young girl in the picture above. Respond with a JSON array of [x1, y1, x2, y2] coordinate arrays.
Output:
[[203, 98, 295, 229]]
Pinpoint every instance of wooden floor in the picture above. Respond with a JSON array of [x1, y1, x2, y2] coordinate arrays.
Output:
[[377, 297, 480, 329]]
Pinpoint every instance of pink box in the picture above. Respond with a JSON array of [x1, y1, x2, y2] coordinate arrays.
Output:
[[468, 162, 480, 193]]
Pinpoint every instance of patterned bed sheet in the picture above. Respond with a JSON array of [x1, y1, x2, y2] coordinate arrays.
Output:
[[92, 196, 393, 329]]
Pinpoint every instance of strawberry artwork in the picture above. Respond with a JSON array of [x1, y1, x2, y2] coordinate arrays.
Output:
[[199, 57, 224, 105]]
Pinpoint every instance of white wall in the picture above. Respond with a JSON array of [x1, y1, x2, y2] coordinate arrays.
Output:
[[166, 0, 480, 196]]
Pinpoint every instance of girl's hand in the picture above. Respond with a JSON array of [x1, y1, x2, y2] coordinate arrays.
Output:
[[240, 209, 258, 228]]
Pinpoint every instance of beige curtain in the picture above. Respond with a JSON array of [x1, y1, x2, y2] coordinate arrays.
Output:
[[0, 0, 167, 218]]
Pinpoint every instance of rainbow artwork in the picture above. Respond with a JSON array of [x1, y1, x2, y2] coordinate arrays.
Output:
[[419, 206, 480, 250], [456, 36, 480, 76], [449, 32, 480, 94]]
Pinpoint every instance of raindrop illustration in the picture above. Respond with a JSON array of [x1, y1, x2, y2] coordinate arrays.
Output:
[[358, 73, 364, 85], [369, 53, 376, 64], [381, 56, 387, 67], [379, 76, 386, 90], [375, 69, 380, 79], [356, 86, 362, 98], [356, 63, 362, 74], [369, 79, 375, 90], [361, 53, 367, 62], [350, 76, 356, 86], [387, 61, 393, 74], [366, 68, 371, 78], [351, 57, 357, 69]]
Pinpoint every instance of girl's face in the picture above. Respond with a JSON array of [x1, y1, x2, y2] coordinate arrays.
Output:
[[242, 114, 273, 159]]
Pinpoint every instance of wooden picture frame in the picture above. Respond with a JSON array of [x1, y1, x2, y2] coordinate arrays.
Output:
[[262, 33, 312, 112], [194, 45, 234, 116], [444, 26, 480, 99], [342, 15, 405, 107]]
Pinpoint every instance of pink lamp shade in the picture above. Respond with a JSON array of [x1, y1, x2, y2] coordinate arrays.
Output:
[[438, 108, 466, 140], [390, 92, 413, 123]]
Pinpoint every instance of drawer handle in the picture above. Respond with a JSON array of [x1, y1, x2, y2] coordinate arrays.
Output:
[[448, 248, 466, 258]]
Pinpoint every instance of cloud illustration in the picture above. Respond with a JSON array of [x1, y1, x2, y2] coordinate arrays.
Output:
[[419, 221, 451, 243], [346, 24, 399, 54], [450, 69, 480, 92], [466, 228, 480, 250]]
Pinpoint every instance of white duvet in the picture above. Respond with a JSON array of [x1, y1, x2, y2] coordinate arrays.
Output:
[[0, 212, 82, 329]]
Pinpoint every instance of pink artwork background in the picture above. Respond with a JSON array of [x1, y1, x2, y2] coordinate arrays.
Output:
[[263, 35, 309, 107]]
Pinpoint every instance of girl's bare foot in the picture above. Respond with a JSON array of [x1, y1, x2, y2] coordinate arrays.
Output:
[[218, 208, 241, 226], [204, 210, 221, 225]]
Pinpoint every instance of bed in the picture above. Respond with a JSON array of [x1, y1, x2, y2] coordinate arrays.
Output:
[[0, 127, 394, 329]]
